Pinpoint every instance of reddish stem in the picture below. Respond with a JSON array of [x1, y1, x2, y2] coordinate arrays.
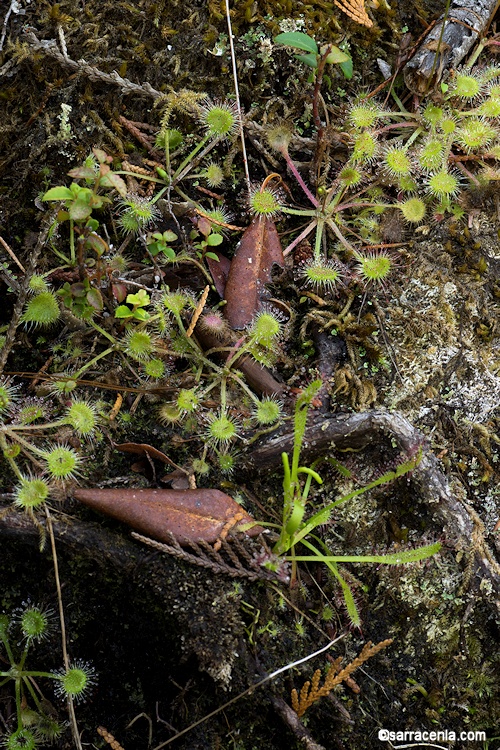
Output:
[[312, 46, 331, 140]]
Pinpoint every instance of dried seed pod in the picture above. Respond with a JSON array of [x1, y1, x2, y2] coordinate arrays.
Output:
[[73, 487, 263, 545]]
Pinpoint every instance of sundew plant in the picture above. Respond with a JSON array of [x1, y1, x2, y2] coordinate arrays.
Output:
[[0, 604, 95, 749], [0, 376, 99, 517], [263, 38, 500, 293]]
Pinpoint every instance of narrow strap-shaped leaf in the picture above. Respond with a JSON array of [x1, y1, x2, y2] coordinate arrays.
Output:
[[288, 542, 441, 564]]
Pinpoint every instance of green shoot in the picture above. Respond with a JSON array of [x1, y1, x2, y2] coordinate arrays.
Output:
[[270, 381, 441, 625]]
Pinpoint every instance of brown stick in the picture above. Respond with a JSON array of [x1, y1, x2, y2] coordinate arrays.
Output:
[[403, 0, 500, 94]]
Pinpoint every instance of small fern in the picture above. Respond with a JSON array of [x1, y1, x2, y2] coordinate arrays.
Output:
[[291, 639, 393, 717]]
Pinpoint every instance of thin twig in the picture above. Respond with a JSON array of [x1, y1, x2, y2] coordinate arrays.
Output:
[[56, 24, 68, 60], [0, 0, 17, 53], [45, 506, 83, 750], [24, 32, 162, 100], [0, 236, 26, 273], [152, 637, 343, 749], [224, 0, 251, 193]]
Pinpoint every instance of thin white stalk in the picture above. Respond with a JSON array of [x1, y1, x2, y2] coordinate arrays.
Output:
[[45, 507, 83, 750], [152, 636, 343, 749], [225, 0, 251, 192]]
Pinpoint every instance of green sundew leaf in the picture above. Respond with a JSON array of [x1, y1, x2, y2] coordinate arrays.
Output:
[[167, 129, 183, 149], [325, 46, 351, 64], [325, 456, 352, 478], [298, 538, 360, 626], [295, 52, 319, 68], [291, 506, 331, 546], [274, 32, 318, 54], [296, 466, 323, 484], [292, 379, 323, 476], [295, 379, 323, 411], [206, 233, 223, 246], [366, 543, 442, 564], [329, 451, 423, 512], [332, 566, 360, 627], [42, 186, 75, 201]]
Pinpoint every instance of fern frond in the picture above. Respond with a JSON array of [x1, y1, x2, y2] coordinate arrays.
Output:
[[334, 0, 373, 29], [97, 727, 125, 750], [292, 639, 392, 717], [131, 531, 280, 582]]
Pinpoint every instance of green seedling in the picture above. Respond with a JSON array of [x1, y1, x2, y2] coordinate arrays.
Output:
[[274, 31, 352, 80], [58, 277, 104, 320], [146, 230, 178, 260], [191, 217, 224, 261], [268, 380, 441, 626], [115, 289, 151, 322], [42, 148, 126, 266]]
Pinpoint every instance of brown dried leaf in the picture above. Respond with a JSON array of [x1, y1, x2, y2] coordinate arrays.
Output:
[[73, 487, 263, 545], [206, 250, 231, 297], [224, 216, 284, 329], [115, 442, 180, 469]]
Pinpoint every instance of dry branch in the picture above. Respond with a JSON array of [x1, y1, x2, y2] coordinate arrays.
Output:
[[269, 696, 326, 750], [403, 0, 500, 94], [24, 32, 162, 100]]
